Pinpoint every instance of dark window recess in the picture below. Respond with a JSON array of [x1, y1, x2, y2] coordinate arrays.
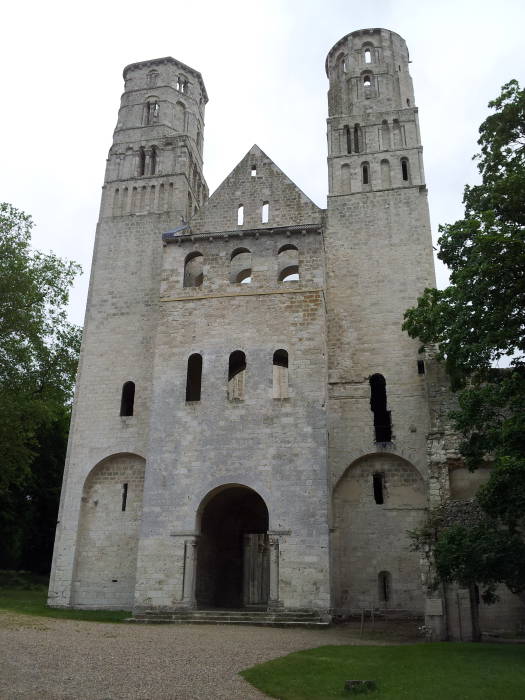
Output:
[[369, 373, 392, 442], [186, 353, 203, 401], [373, 473, 384, 504], [121, 483, 128, 512], [120, 381, 135, 416], [417, 359, 425, 375], [273, 349, 288, 368], [228, 350, 246, 381], [344, 125, 352, 154], [378, 571, 391, 602], [401, 159, 409, 181]]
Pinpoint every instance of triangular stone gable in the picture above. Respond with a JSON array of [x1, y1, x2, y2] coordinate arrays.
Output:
[[189, 145, 322, 234]]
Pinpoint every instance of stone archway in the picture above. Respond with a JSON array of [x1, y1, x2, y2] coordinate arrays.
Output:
[[196, 485, 269, 609]]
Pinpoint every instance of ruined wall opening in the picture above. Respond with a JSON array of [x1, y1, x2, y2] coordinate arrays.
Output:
[[183, 251, 203, 287], [120, 381, 135, 417], [373, 472, 385, 504], [186, 353, 203, 401], [228, 350, 246, 400], [273, 349, 289, 399], [369, 374, 392, 443], [230, 248, 252, 284], [277, 244, 299, 282], [196, 485, 269, 609], [378, 571, 392, 604]]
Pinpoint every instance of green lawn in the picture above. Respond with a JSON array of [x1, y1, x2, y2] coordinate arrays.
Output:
[[0, 571, 129, 623], [241, 643, 525, 700]]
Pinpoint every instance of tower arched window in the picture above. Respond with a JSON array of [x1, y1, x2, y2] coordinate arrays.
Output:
[[363, 73, 372, 88], [145, 99, 159, 125], [183, 251, 203, 287], [146, 70, 159, 87], [361, 162, 370, 186], [138, 147, 146, 177], [186, 353, 202, 402], [150, 146, 158, 176], [341, 163, 351, 193], [353, 124, 362, 153], [380, 159, 391, 188], [228, 350, 246, 401], [364, 48, 372, 64], [277, 244, 299, 282], [273, 349, 289, 399], [369, 373, 392, 443], [230, 247, 252, 284], [401, 157, 411, 183], [344, 125, 352, 154], [120, 381, 135, 417]]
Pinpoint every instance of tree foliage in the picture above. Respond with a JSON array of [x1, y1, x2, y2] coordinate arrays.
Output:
[[0, 203, 81, 570], [404, 81, 525, 628]]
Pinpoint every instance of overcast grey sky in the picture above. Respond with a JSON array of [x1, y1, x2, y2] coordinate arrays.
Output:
[[2, 0, 524, 326]]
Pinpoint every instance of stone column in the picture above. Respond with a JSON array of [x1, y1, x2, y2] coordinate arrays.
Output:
[[268, 536, 281, 610], [182, 536, 198, 608]]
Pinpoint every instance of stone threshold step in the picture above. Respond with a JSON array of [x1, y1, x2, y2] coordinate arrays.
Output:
[[127, 618, 329, 628]]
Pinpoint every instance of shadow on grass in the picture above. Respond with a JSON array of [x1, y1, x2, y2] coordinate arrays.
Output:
[[0, 571, 129, 623], [241, 643, 525, 700]]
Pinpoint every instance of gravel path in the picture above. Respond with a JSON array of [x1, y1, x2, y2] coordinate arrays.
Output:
[[0, 612, 416, 699]]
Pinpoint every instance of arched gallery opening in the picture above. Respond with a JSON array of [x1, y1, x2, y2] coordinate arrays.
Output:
[[196, 485, 269, 609]]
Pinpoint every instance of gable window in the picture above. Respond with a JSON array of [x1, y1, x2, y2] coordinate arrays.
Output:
[[237, 204, 244, 226], [261, 201, 269, 224]]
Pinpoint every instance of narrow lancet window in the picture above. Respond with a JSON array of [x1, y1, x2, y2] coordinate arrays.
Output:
[[261, 201, 269, 224], [273, 349, 289, 399], [237, 204, 244, 226], [186, 353, 203, 401], [364, 48, 372, 64], [401, 158, 410, 182], [121, 483, 128, 511], [138, 147, 146, 177], [369, 373, 392, 442], [120, 381, 135, 417], [373, 472, 384, 504], [361, 162, 370, 186], [354, 124, 361, 153], [150, 146, 158, 175], [228, 350, 246, 401], [344, 125, 352, 154], [378, 571, 392, 603]]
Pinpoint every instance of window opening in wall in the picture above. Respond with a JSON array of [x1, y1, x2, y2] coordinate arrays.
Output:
[[380, 159, 391, 189], [261, 201, 269, 224], [354, 124, 361, 153], [150, 146, 157, 175], [417, 359, 425, 375], [363, 74, 372, 87], [237, 204, 244, 226], [251, 165, 257, 176], [147, 100, 159, 125], [364, 48, 372, 64], [186, 353, 203, 401], [361, 162, 370, 185], [183, 251, 204, 287], [277, 244, 299, 282], [273, 349, 289, 399], [369, 373, 392, 442], [341, 163, 351, 193], [228, 350, 246, 401], [344, 125, 352, 154], [230, 247, 252, 284], [378, 571, 391, 603], [343, 58, 347, 73], [401, 158, 409, 182], [138, 147, 146, 177], [120, 381, 135, 417], [121, 483, 128, 511], [406, 98, 410, 106], [373, 472, 384, 504]]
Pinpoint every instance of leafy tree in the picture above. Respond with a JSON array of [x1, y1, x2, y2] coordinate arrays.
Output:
[[404, 81, 525, 636], [0, 203, 81, 570]]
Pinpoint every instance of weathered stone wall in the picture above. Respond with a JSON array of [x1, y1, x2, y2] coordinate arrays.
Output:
[[71, 454, 145, 609]]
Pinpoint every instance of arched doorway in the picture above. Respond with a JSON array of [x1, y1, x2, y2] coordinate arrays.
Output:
[[196, 485, 269, 609]]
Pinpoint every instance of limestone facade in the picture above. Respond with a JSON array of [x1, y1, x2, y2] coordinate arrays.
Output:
[[48, 29, 524, 637]]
